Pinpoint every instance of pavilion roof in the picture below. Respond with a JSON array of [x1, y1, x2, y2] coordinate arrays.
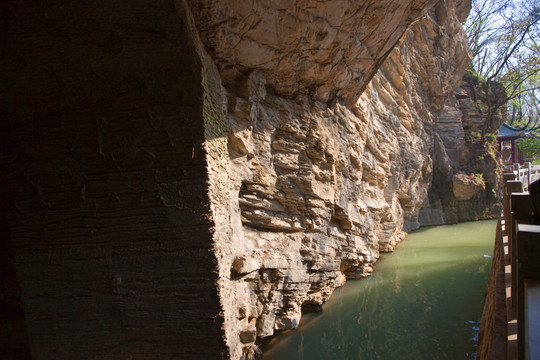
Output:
[[497, 123, 532, 141]]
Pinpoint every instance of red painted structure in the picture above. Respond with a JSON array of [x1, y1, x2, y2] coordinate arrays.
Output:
[[497, 123, 529, 164]]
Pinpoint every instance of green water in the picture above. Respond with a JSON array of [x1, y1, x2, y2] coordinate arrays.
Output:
[[263, 220, 497, 360]]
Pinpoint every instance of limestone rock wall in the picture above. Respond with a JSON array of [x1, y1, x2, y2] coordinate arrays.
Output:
[[428, 72, 504, 225], [189, 0, 439, 105], [193, 0, 482, 357]]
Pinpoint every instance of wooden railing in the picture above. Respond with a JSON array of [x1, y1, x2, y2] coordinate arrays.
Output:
[[508, 163, 540, 192], [502, 165, 540, 360]]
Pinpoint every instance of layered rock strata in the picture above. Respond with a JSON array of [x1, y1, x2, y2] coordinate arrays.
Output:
[[427, 72, 504, 225], [189, 0, 440, 105], [196, 0, 486, 358]]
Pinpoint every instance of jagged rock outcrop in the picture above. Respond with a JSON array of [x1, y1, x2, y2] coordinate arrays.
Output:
[[427, 71, 504, 224], [195, 0, 482, 358], [452, 172, 486, 200], [189, 0, 440, 105]]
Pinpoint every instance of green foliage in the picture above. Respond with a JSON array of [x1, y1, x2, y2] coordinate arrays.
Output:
[[465, 0, 540, 134], [472, 173, 485, 184], [471, 130, 482, 139], [485, 133, 497, 143], [517, 137, 540, 159], [464, 66, 485, 85]]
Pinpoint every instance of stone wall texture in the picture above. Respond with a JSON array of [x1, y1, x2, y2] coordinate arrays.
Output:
[[477, 222, 507, 360], [189, 0, 440, 106], [1, 1, 227, 358]]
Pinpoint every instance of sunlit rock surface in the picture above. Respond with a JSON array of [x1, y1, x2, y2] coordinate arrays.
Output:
[[192, 0, 486, 357], [452, 172, 486, 200], [188, 0, 440, 106]]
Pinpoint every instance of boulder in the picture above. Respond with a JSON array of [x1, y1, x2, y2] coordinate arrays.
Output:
[[452, 172, 486, 200]]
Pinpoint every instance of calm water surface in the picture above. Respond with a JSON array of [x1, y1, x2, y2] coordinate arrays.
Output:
[[263, 220, 497, 360]]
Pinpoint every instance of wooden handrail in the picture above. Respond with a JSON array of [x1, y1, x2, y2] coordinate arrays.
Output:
[[501, 163, 540, 360], [507, 163, 540, 192], [510, 193, 534, 313], [516, 224, 540, 360]]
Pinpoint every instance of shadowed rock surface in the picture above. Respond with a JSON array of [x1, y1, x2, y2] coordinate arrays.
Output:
[[1, 1, 227, 358]]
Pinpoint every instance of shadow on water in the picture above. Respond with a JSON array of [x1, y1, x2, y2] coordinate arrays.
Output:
[[263, 220, 497, 360]]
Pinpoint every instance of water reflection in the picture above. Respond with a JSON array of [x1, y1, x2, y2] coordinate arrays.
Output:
[[263, 220, 496, 360]]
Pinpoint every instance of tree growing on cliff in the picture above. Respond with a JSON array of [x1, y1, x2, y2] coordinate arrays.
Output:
[[465, 0, 540, 136]]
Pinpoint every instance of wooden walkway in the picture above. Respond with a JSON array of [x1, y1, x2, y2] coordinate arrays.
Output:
[[501, 164, 540, 360], [513, 163, 540, 192], [478, 163, 540, 360]]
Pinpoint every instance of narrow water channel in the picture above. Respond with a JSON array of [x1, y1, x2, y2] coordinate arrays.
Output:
[[263, 220, 497, 360]]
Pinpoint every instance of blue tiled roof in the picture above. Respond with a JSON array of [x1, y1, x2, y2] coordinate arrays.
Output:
[[497, 123, 528, 140]]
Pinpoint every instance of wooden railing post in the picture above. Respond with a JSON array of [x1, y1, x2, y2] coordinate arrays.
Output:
[[499, 163, 540, 360], [504, 171, 517, 182], [505, 180, 524, 243], [516, 224, 540, 360], [504, 180, 523, 316], [527, 162, 532, 191], [510, 193, 534, 313]]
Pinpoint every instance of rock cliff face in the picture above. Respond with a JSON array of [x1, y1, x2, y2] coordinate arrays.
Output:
[[428, 72, 504, 225], [189, 0, 440, 106], [1, 0, 502, 359], [190, 0, 494, 358]]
